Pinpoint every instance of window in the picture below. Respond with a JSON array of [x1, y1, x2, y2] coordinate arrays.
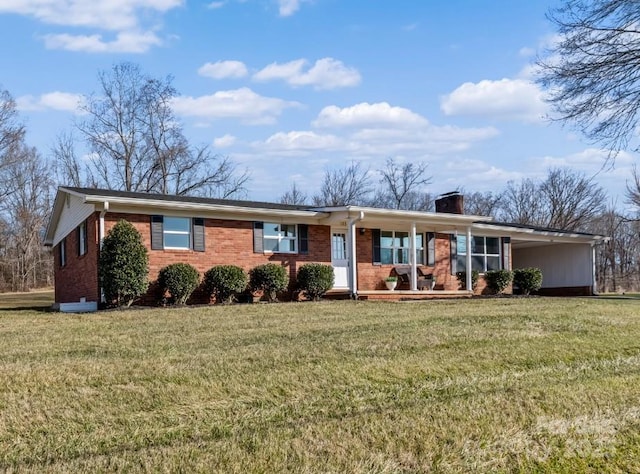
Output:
[[263, 223, 297, 253], [150, 216, 205, 251], [379, 231, 424, 265], [332, 233, 346, 260], [78, 221, 87, 256], [163, 217, 191, 249], [456, 235, 501, 272], [59, 238, 66, 267]]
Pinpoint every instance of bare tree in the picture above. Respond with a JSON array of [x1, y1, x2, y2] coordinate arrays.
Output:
[[499, 178, 545, 225], [463, 190, 503, 217], [0, 145, 54, 291], [375, 157, 432, 209], [538, 0, 640, 156], [589, 206, 640, 292], [280, 182, 308, 205], [499, 169, 606, 231], [52, 131, 97, 188], [0, 88, 25, 199], [312, 162, 372, 206], [73, 62, 248, 197], [627, 164, 640, 208], [540, 168, 606, 230]]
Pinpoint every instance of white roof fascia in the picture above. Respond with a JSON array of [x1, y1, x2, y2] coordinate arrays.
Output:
[[317, 206, 488, 227], [81, 195, 329, 221], [471, 222, 609, 244]]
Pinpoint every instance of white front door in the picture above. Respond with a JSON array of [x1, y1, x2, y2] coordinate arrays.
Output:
[[331, 230, 349, 288]]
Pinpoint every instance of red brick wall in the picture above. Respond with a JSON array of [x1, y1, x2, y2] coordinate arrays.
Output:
[[54, 213, 516, 304], [102, 213, 332, 303], [54, 213, 100, 303]]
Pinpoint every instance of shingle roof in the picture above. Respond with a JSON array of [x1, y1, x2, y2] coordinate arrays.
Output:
[[61, 186, 314, 212]]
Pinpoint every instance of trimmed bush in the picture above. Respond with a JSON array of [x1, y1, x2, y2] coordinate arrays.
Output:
[[484, 269, 513, 295], [250, 263, 289, 302], [204, 265, 247, 304], [513, 267, 543, 296], [158, 263, 199, 305], [297, 263, 335, 301], [99, 220, 149, 307], [456, 270, 479, 291]]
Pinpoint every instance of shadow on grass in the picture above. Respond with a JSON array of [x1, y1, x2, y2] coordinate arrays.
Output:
[[0, 290, 54, 312]]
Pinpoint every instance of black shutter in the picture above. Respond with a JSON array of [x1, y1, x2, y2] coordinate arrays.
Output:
[[253, 222, 264, 253], [151, 215, 163, 250], [427, 232, 435, 266], [450, 234, 458, 275], [502, 237, 511, 270], [193, 218, 205, 252], [299, 224, 309, 254], [372, 229, 381, 264]]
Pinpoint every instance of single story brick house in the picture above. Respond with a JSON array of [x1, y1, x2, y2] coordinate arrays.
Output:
[[44, 186, 608, 312]]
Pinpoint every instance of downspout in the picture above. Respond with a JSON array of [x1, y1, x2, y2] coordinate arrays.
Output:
[[347, 211, 365, 299], [99, 201, 109, 303]]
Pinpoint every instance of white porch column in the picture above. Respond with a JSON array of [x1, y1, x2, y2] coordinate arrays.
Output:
[[466, 226, 472, 292], [591, 243, 598, 295], [410, 222, 417, 290], [347, 212, 364, 297]]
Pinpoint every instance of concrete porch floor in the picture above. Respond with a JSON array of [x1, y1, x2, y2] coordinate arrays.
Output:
[[325, 289, 473, 301]]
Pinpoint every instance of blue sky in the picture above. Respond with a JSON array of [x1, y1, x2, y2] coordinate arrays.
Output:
[[1, 0, 636, 208]]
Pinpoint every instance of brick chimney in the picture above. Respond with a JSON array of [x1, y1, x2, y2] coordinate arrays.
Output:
[[435, 191, 464, 214]]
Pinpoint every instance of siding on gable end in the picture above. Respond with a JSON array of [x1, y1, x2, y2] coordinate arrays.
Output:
[[52, 193, 95, 247]]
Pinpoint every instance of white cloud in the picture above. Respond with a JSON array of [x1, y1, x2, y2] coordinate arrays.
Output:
[[0, 0, 181, 53], [261, 131, 343, 154], [198, 60, 248, 79], [213, 134, 237, 148], [171, 87, 300, 124], [518, 46, 535, 57], [207, 1, 226, 9], [313, 102, 429, 129], [254, 57, 361, 90], [277, 0, 301, 16], [16, 91, 84, 113], [43, 31, 163, 53], [0, 0, 182, 30], [251, 101, 498, 157], [441, 78, 548, 122]]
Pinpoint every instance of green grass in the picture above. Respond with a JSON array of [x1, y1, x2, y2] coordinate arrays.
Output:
[[1, 297, 640, 472]]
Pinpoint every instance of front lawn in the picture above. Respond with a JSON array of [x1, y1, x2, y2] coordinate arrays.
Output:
[[1, 298, 639, 472]]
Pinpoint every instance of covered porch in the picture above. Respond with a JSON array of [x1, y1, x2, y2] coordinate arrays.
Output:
[[319, 206, 485, 298]]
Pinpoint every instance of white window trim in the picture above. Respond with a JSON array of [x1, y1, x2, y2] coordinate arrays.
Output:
[[263, 223, 298, 254]]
